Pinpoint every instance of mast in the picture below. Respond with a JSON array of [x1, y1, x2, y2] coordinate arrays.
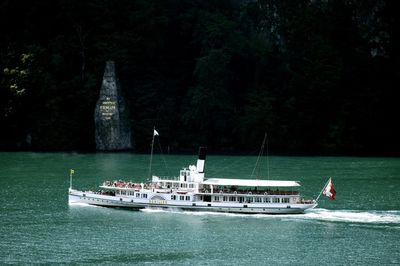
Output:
[[266, 132, 270, 180], [251, 132, 268, 179], [148, 127, 158, 179]]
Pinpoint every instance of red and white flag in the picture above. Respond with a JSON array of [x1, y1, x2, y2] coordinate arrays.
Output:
[[323, 178, 336, 200]]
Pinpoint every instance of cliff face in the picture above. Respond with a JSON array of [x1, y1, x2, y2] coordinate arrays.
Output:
[[94, 61, 132, 151], [257, 0, 391, 57]]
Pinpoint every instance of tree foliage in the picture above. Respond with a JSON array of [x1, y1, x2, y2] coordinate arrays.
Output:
[[0, 0, 398, 155]]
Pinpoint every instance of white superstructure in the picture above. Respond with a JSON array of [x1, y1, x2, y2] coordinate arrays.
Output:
[[69, 147, 317, 214]]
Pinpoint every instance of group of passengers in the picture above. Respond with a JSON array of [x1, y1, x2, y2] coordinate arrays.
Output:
[[103, 180, 161, 189]]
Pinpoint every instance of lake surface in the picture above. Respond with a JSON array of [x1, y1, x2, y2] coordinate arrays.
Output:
[[0, 152, 399, 265]]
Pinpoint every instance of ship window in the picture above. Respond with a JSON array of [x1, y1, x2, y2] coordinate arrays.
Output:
[[263, 197, 271, 203], [142, 194, 147, 198], [180, 196, 185, 200], [282, 198, 290, 203], [171, 195, 176, 200], [185, 196, 190, 201], [214, 196, 220, 201], [189, 184, 194, 188], [223, 196, 228, 202], [255, 197, 262, 203], [273, 198, 280, 203], [136, 193, 140, 198], [229, 196, 236, 202]]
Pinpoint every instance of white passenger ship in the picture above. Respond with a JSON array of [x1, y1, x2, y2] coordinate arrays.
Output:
[[69, 141, 318, 214]]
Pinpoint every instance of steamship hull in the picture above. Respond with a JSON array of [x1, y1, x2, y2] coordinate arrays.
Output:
[[69, 188, 317, 214]]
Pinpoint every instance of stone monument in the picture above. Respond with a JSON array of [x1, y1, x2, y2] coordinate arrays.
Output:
[[95, 61, 132, 150]]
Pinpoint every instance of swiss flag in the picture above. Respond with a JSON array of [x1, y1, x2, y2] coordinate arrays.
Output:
[[323, 178, 336, 200]]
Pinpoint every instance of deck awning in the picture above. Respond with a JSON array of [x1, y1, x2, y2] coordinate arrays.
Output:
[[202, 178, 300, 187]]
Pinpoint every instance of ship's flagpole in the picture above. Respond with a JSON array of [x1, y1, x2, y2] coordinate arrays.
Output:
[[69, 169, 75, 190], [315, 178, 330, 202], [148, 127, 159, 180]]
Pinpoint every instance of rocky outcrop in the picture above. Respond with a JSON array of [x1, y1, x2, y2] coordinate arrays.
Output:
[[95, 61, 132, 151]]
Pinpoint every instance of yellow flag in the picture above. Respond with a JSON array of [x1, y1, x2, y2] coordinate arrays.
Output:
[[70, 169, 75, 175]]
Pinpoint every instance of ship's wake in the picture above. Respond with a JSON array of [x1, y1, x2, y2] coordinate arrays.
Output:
[[291, 208, 400, 224], [141, 207, 400, 224], [70, 203, 400, 225]]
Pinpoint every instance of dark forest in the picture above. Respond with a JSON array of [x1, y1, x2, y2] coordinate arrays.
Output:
[[0, 0, 398, 155]]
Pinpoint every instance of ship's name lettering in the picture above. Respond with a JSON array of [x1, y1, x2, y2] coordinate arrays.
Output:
[[149, 200, 166, 205]]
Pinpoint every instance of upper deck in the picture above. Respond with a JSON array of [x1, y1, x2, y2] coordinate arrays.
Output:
[[99, 179, 301, 196]]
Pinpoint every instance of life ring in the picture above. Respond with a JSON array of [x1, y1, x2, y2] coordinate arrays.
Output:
[[219, 190, 223, 194], [234, 191, 237, 194], [248, 192, 252, 195], [264, 192, 268, 195], [204, 190, 208, 193]]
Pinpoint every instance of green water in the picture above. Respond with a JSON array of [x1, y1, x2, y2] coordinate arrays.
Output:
[[1, 152, 399, 265]]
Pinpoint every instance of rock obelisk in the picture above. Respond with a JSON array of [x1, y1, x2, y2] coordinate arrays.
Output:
[[95, 61, 132, 150]]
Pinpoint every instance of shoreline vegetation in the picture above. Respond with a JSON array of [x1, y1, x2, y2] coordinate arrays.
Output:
[[1, 0, 398, 156], [0, 149, 398, 158]]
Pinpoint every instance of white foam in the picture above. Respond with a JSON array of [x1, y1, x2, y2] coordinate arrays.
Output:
[[140, 208, 170, 213], [182, 211, 250, 218], [69, 202, 400, 224], [140, 208, 249, 217], [291, 209, 400, 224], [68, 202, 99, 208], [139, 208, 400, 224]]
